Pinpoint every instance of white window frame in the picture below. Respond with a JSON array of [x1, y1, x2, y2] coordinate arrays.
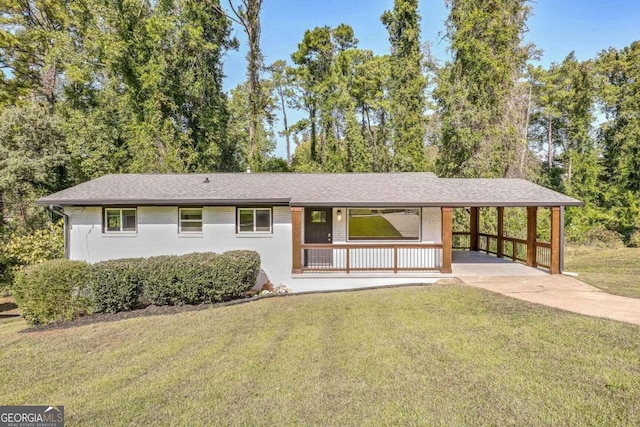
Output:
[[104, 208, 137, 233], [237, 208, 272, 234], [179, 207, 203, 234], [346, 207, 421, 242]]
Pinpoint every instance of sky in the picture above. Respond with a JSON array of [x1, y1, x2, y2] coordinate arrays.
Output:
[[222, 0, 640, 158]]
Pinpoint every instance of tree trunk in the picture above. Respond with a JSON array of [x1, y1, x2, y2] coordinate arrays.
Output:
[[547, 116, 553, 167], [310, 106, 317, 161], [279, 89, 291, 165]]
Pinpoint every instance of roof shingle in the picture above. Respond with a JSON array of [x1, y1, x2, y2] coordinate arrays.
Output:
[[37, 173, 583, 207]]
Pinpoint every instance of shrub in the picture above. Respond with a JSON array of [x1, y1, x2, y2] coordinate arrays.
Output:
[[1, 223, 64, 295], [12, 259, 91, 325], [205, 250, 260, 302], [141, 253, 218, 305], [87, 250, 260, 312], [89, 258, 144, 313], [629, 230, 640, 248], [573, 225, 626, 248]]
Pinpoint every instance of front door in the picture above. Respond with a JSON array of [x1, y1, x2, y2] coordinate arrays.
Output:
[[304, 208, 333, 267]]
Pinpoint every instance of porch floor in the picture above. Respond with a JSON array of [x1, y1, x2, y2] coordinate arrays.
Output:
[[452, 250, 547, 277]]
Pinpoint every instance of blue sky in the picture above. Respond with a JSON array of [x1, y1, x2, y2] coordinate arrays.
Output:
[[223, 0, 640, 157]]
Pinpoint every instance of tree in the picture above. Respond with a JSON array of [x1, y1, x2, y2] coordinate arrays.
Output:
[[227, 80, 276, 171], [216, 0, 265, 169], [0, 0, 76, 111], [268, 60, 294, 165], [597, 42, 640, 195], [0, 103, 69, 231], [435, 0, 532, 178], [381, 0, 427, 171]]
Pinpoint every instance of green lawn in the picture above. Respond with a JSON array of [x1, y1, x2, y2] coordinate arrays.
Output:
[[348, 215, 402, 239], [565, 246, 640, 298], [2, 284, 639, 426]]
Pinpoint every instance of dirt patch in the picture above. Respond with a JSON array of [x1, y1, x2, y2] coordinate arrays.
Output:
[[0, 296, 19, 317]]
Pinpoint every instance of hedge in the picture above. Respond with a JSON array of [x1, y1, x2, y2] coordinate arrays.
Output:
[[12, 259, 92, 325], [89, 258, 145, 314], [92, 250, 261, 311], [141, 253, 219, 305], [206, 250, 261, 302], [13, 251, 262, 321]]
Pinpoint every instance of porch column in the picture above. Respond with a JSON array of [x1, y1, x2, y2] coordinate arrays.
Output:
[[550, 206, 561, 274], [526, 206, 537, 267], [291, 207, 303, 274], [441, 207, 453, 274], [470, 207, 479, 251], [497, 207, 504, 258]]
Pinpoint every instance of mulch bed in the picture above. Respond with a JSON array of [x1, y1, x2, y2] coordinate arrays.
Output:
[[19, 295, 263, 333]]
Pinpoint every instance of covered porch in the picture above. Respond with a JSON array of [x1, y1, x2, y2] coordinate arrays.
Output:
[[290, 204, 565, 276]]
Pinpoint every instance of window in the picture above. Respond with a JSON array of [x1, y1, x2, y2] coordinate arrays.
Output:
[[310, 210, 327, 223], [179, 208, 203, 233], [237, 208, 272, 233], [104, 208, 136, 233], [348, 208, 420, 241]]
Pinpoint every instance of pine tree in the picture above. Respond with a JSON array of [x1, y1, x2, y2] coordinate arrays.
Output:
[[381, 0, 427, 171]]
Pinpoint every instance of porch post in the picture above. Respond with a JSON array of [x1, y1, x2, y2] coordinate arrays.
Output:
[[526, 206, 537, 267], [550, 206, 561, 274], [291, 207, 303, 274], [497, 207, 504, 258], [470, 207, 479, 251], [441, 207, 453, 274]]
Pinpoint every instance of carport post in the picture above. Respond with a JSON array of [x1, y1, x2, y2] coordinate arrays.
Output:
[[497, 207, 504, 258], [550, 206, 561, 274], [526, 206, 537, 267], [470, 207, 479, 251]]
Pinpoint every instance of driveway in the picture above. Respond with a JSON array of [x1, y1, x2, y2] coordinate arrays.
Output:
[[458, 274, 640, 325]]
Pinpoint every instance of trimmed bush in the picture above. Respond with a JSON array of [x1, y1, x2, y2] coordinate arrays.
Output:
[[141, 253, 218, 305], [205, 250, 261, 302], [89, 258, 144, 313], [87, 250, 260, 312], [12, 259, 91, 325]]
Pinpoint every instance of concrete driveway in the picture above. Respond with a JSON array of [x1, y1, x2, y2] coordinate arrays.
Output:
[[459, 274, 640, 325]]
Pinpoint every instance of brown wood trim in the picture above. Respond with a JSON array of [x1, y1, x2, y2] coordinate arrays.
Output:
[[535, 241, 551, 248], [291, 207, 303, 274], [441, 207, 453, 274], [526, 206, 537, 267], [470, 207, 479, 251], [550, 206, 561, 274], [497, 207, 504, 258], [300, 243, 444, 249]]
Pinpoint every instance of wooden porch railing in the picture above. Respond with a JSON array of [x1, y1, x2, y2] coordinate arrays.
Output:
[[301, 243, 443, 273], [535, 242, 551, 269], [454, 231, 552, 270], [452, 231, 471, 250]]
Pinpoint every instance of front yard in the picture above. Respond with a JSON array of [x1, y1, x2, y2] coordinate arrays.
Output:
[[1, 283, 639, 426], [565, 246, 640, 298]]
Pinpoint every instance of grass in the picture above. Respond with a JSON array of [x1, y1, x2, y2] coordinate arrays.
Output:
[[348, 215, 402, 239], [565, 246, 640, 298], [2, 284, 640, 426]]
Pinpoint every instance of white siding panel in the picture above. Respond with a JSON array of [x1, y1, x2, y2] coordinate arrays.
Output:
[[67, 205, 293, 285], [422, 207, 441, 243]]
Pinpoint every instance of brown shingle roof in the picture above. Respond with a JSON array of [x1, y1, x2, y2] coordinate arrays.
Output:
[[37, 173, 583, 207]]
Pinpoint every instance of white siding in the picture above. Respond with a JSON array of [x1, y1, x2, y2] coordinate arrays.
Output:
[[332, 207, 347, 243], [66, 205, 444, 288], [67, 205, 292, 285], [421, 207, 442, 243]]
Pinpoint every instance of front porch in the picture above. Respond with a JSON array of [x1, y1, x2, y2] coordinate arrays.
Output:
[[290, 205, 565, 277]]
